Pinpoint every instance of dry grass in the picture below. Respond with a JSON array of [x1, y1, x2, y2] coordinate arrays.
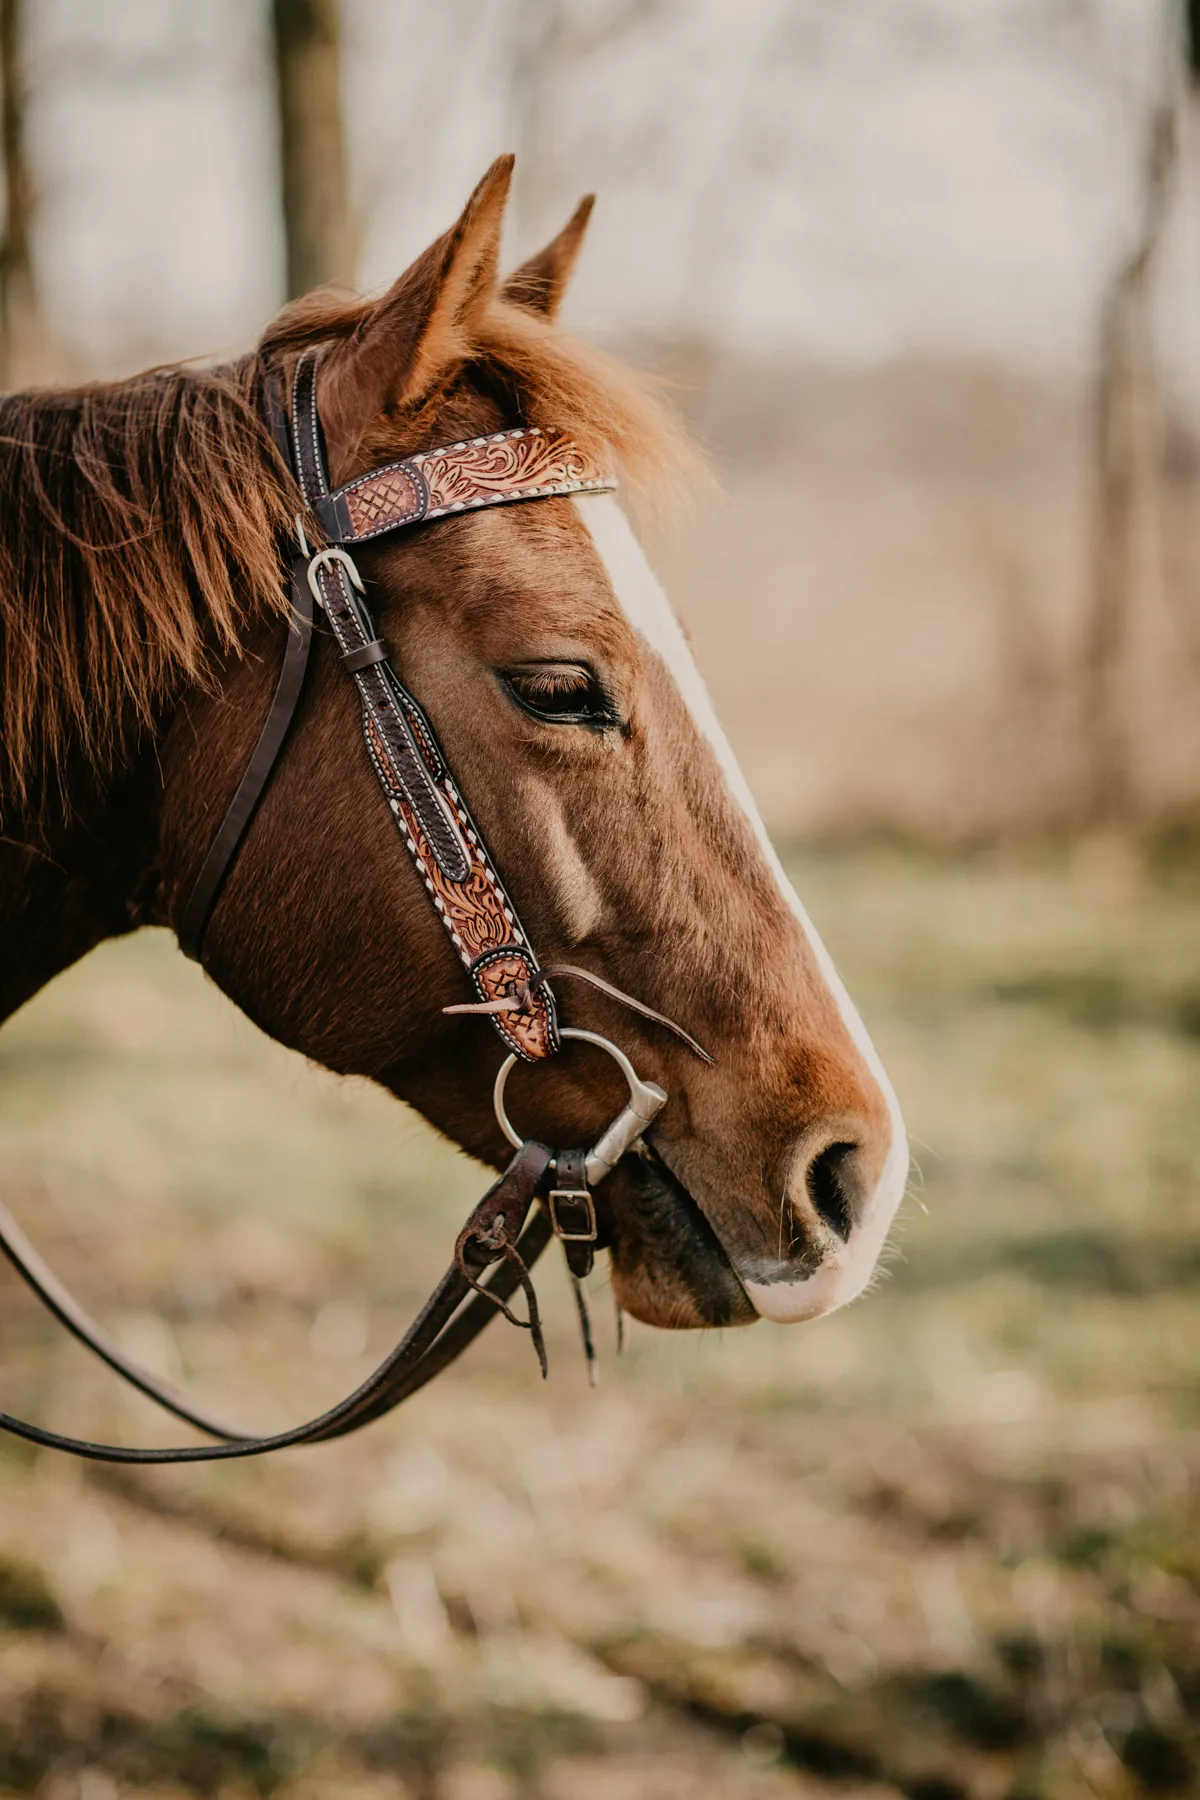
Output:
[[0, 838, 1198, 1798]]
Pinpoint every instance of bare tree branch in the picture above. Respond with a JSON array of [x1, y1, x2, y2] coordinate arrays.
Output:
[[1083, 77, 1180, 822], [0, 0, 34, 384], [271, 0, 349, 300]]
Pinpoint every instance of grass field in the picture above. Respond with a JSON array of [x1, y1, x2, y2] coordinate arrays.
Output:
[[0, 839, 1197, 1800]]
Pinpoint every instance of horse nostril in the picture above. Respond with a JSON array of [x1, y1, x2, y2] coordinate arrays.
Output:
[[805, 1141, 859, 1242]]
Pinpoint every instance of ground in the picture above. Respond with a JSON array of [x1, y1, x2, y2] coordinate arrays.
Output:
[[0, 839, 1197, 1799]]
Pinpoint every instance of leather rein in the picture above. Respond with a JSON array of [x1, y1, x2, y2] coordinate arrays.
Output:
[[0, 349, 700, 1464]]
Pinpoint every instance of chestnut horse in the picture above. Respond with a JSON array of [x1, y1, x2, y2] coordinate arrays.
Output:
[[0, 158, 906, 1350]]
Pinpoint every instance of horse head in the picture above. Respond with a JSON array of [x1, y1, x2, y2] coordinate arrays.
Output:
[[156, 157, 907, 1332]]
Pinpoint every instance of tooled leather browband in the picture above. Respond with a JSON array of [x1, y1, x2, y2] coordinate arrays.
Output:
[[289, 348, 616, 1062], [311, 427, 614, 546]]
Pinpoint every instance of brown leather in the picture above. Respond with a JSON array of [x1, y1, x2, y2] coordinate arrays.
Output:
[[549, 1146, 596, 1280], [312, 426, 614, 546], [178, 554, 315, 962], [0, 1142, 555, 1463], [182, 350, 614, 1060], [445, 961, 714, 1065], [0, 357, 625, 1466], [290, 347, 561, 1063], [341, 637, 390, 673]]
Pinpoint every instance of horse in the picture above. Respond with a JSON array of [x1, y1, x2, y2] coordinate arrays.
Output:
[[0, 157, 907, 1452]]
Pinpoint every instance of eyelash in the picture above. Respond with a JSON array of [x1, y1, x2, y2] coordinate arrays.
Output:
[[500, 663, 615, 727]]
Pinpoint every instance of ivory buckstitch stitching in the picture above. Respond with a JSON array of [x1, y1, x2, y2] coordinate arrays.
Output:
[[315, 422, 616, 545]]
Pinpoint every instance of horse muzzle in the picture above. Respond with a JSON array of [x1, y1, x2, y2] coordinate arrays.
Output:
[[600, 1143, 757, 1329]]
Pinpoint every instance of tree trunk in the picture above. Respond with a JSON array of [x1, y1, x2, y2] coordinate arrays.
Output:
[[1082, 95, 1178, 823], [0, 0, 34, 384], [270, 0, 350, 300]]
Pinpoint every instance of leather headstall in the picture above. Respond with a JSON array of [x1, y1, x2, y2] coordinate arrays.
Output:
[[0, 345, 648, 1465], [179, 344, 617, 1063]]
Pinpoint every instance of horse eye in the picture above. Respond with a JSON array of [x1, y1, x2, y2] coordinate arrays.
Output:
[[500, 662, 614, 727]]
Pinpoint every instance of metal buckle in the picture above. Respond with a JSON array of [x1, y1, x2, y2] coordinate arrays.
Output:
[[492, 1027, 668, 1188], [306, 545, 366, 606], [547, 1188, 597, 1243]]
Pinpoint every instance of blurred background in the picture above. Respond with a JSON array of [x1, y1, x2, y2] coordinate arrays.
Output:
[[1, 3, 1199, 1797]]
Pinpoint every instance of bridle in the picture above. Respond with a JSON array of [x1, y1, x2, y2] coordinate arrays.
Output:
[[0, 348, 705, 1464]]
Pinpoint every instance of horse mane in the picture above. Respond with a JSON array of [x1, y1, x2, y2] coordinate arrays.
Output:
[[0, 296, 698, 824], [0, 361, 293, 824]]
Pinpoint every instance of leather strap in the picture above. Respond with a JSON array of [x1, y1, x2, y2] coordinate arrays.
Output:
[[179, 347, 606, 1054], [1, 359, 635, 1468], [288, 347, 561, 1063], [178, 555, 314, 961], [0, 1143, 553, 1463], [342, 638, 389, 673], [0, 1195, 249, 1441], [549, 1146, 597, 1279], [290, 350, 470, 883], [310, 425, 614, 545]]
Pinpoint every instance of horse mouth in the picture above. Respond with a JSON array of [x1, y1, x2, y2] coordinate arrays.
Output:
[[601, 1141, 757, 1330]]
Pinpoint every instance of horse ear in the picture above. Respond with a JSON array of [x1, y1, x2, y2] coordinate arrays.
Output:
[[319, 155, 514, 458], [501, 195, 595, 319]]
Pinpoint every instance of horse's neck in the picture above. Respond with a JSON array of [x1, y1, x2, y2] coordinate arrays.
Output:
[[0, 760, 162, 1025]]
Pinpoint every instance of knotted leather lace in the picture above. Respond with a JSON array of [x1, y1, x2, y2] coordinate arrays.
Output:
[[444, 962, 714, 1065]]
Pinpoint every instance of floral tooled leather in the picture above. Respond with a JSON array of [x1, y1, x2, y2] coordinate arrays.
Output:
[[419, 430, 596, 514], [330, 428, 614, 542], [473, 950, 554, 1062], [290, 346, 561, 1063], [364, 717, 556, 1061]]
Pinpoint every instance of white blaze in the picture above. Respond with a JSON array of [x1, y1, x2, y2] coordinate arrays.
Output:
[[575, 495, 908, 1322]]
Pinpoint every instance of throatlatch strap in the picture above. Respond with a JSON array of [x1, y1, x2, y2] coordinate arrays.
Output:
[[290, 348, 560, 1062], [177, 370, 304, 962], [178, 556, 314, 961]]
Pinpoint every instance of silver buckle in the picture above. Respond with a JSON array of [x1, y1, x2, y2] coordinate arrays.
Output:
[[306, 545, 366, 606], [548, 1188, 597, 1243]]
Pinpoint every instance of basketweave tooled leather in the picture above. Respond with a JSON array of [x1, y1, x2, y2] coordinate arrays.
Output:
[[290, 348, 562, 1063]]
